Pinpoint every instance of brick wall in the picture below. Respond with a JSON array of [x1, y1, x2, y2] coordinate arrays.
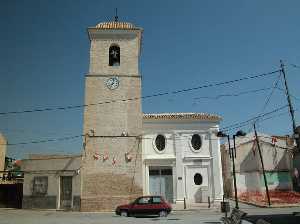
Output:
[[81, 28, 143, 211]]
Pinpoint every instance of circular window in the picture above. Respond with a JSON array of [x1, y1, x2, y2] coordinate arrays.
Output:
[[155, 135, 166, 151], [194, 173, 203, 185], [191, 134, 202, 150]]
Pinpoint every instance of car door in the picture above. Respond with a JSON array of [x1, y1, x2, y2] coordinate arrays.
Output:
[[151, 196, 163, 214], [131, 197, 152, 215]]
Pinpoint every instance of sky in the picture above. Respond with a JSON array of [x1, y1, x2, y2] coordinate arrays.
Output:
[[0, 0, 299, 159]]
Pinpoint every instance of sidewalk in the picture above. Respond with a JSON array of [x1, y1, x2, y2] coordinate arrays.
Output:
[[171, 199, 300, 214], [171, 202, 220, 212], [227, 199, 300, 216]]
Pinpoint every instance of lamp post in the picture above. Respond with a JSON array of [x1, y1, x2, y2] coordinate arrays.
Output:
[[217, 130, 246, 209]]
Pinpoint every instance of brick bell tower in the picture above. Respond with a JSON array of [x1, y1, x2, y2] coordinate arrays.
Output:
[[81, 20, 143, 211]]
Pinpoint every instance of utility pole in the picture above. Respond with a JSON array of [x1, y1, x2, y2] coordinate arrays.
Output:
[[232, 135, 239, 209], [280, 60, 297, 134], [254, 123, 271, 206]]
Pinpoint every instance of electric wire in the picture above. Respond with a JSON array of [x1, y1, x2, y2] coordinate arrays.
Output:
[[2, 104, 290, 147], [220, 104, 289, 132], [259, 73, 282, 115], [193, 86, 274, 101], [253, 72, 283, 131], [290, 63, 300, 69], [6, 135, 83, 146], [0, 69, 280, 116], [223, 110, 290, 133]]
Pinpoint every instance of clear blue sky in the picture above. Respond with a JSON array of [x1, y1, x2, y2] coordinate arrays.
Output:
[[0, 0, 299, 159]]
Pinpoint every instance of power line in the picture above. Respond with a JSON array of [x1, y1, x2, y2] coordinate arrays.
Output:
[[221, 109, 299, 132], [259, 73, 282, 114], [220, 104, 289, 132], [275, 87, 300, 101], [289, 63, 300, 69], [5, 135, 83, 146], [2, 105, 290, 147], [0, 69, 280, 116], [253, 72, 282, 129], [2, 86, 278, 136], [193, 86, 274, 101], [259, 110, 291, 123]]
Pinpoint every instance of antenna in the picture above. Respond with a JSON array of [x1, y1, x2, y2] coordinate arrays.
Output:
[[114, 8, 118, 22]]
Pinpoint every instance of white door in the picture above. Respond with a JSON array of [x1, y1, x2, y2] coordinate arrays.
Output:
[[149, 168, 173, 203], [149, 175, 161, 195], [186, 166, 210, 203]]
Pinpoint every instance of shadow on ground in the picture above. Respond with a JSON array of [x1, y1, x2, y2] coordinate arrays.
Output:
[[245, 214, 300, 224]]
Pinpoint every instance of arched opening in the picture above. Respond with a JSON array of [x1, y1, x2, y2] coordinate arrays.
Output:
[[194, 173, 203, 185], [191, 134, 202, 150], [109, 45, 120, 66], [155, 135, 166, 151]]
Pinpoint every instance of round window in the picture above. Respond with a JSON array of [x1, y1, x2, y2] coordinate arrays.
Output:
[[155, 135, 166, 151], [194, 173, 203, 185], [191, 134, 202, 150]]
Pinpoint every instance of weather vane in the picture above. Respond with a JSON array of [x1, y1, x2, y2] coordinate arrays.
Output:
[[114, 8, 118, 22]]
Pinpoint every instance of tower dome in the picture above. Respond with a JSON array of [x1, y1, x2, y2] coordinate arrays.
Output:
[[95, 21, 136, 29]]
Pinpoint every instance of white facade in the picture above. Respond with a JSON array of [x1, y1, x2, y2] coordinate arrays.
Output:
[[142, 113, 224, 205]]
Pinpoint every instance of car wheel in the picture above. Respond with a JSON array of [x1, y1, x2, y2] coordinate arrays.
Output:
[[120, 210, 128, 217], [159, 210, 167, 217]]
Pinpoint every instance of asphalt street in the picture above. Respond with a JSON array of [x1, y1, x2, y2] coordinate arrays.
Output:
[[0, 209, 223, 224], [1, 201, 300, 224]]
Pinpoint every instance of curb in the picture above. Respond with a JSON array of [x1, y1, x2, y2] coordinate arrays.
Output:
[[238, 199, 300, 208]]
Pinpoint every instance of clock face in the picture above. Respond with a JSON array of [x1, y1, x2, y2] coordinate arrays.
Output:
[[106, 77, 119, 90]]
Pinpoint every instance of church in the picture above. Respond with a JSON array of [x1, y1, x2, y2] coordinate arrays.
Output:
[[21, 19, 224, 211]]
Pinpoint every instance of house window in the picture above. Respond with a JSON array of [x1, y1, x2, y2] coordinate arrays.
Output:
[[155, 135, 166, 151], [191, 134, 202, 150], [109, 45, 120, 66], [33, 176, 48, 195], [194, 173, 203, 185]]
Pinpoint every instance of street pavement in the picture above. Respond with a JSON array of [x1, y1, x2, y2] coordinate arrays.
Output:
[[227, 200, 300, 224], [0, 209, 223, 224], [0, 201, 300, 224]]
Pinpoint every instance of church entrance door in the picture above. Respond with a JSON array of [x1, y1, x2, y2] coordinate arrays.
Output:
[[185, 165, 211, 203], [149, 167, 173, 203]]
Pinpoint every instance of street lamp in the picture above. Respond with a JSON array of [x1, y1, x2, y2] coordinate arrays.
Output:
[[217, 130, 246, 209]]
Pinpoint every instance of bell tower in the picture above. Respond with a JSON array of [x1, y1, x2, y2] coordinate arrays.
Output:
[[81, 20, 143, 211]]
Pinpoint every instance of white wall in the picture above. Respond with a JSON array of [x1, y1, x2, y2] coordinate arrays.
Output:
[[142, 117, 223, 204]]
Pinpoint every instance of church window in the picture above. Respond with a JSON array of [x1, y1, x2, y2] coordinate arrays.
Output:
[[109, 45, 120, 66], [194, 173, 203, 185], [191, 134, 202, 150], [155, 134, 166, 151]]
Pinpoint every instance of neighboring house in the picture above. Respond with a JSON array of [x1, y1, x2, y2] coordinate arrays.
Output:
[[221, 143, 233, 198], [0, 133, 23, 208], [142, 113, 224, 205], [221, 133, 294, 196], [21, 155, 81, 210]]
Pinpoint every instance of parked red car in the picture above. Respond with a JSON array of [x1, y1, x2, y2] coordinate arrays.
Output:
[[115, 196, 172, 217]]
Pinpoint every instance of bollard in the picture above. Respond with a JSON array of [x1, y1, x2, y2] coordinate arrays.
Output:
[[208, 196, 211, 208], [183, 197, 186, 209]]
